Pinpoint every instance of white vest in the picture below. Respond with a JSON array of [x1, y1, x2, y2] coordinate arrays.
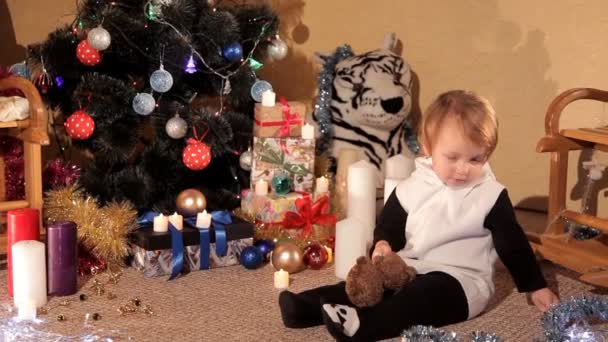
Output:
[[395, 157, 504, 318]]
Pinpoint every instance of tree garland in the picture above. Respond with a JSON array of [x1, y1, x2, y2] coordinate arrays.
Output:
[[400, 296, 608, 342]]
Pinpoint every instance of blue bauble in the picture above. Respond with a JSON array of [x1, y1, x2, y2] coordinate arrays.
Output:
[[9, 62, 31, 79], [240, 246, 263, 270], [250, 80, 273, 102], [254, 239, 275, 262], [222, 42, 243, 63]]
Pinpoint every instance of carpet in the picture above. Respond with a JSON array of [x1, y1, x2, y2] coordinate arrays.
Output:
[[0, 260, 605, 341]]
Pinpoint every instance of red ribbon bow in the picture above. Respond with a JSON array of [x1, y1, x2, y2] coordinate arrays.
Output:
[[283, 195, 337, 239], [278, 97, 301, 138]]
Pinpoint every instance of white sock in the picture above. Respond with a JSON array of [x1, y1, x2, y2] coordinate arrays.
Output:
[[322, 304, 360, 337]]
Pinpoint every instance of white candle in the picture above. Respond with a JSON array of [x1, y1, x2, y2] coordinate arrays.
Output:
[[255, 179, 268, 196], [261, 90, 276, 107], [301, 123, 315, 140], [12, 240, 47, 309], [196, 210, 212, 229], [385, 154, 415, 179], [334, 217, 367, 280], [168, 212, 183, 230], [315, 176, 329, 194], [274, 269, 289, 289], [347, 160, 377, 247], [17, 299, 37, 320], [153, 213, 169, 232]]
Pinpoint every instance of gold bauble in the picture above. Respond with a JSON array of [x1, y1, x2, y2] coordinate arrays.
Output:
[[175, 189, 207, 217], [270, 242, 305, 274]]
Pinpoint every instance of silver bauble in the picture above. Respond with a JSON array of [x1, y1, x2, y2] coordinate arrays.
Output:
[[9, 62, 31, 79], [165, 114, 188, 139], [239, 150, 252, 171], [268, 38, 288, 61], [132, 93, 156, 115], [150, 65, 173, 93], [87, 26, 111, 51], [250, 80, 273, 102]]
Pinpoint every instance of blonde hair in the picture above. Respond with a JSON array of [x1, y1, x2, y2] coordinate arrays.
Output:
[[419, 90, 498, 159]]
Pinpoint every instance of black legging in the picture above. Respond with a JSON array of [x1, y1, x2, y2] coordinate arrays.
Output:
[[287, 271, 469, 341]]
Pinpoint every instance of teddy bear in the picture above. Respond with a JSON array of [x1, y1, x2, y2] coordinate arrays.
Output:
[[345, 252, 416, 308]]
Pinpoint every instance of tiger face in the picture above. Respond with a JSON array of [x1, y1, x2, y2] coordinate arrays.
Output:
[[333, 50, 412, 131]]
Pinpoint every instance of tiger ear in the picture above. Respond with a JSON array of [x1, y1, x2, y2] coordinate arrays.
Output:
[[313, 52, 331, 66], [382, 32, 397, 52]]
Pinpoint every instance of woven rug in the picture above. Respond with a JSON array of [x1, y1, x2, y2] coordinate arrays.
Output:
[[0, 259, 604, 341]]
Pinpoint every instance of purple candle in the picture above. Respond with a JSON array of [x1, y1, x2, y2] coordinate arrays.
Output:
[[47, 220, 78, 296]]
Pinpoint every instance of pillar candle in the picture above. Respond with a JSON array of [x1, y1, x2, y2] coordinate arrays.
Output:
[[334, 217, 367, 280], [384, 179, 401, 204], [347, 160, 377, 247], [334, 149, 362, 219], [168, 212, 183, 230], [17, 299, 37, 320], [196, 210, 212, 229], [261, 90, 276, 107], [12, 240, 47, 308], [274, 269, 289, 289], [255, 179, 268, 196], [153, 213, 169, 232], [301, 123, 315, 140], [6, 208, 40, 297], [47, 221, 78, 296], [385, 154, 415, 179]]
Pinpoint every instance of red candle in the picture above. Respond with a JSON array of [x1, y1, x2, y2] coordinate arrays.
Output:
[[7, 208, 40, 296]]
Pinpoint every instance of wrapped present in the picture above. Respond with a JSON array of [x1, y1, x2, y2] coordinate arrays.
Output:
[[129, 212, 254, 278], [241, 190, 305, 224], [251, 137, 315, 192], [130, 239, 253, 278], [253, 98, 305, 138], [283, 195, 336, 239]]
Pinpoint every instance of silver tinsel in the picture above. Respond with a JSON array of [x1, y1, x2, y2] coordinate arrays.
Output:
[[239, 149, 252, 171], [87, 25, 111, 51], [313, 45, 354, 154], [150, 65, 174, 93], [401, 325, 503, 342], [268, 37, 288, 61], [132, 93, 156, 115], [165, 114, 187, 139], [250, 80, 273, 102], [540, 295, 608, 341]]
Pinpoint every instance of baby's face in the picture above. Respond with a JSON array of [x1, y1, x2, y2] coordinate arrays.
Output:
[[430, 116, 488, 187]]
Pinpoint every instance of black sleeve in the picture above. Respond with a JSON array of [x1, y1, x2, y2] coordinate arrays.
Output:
[[484, 189, 547, 292], [372, 189, 408, 253]]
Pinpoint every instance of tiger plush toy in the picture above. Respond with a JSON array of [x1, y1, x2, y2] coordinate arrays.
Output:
[[314, 34, 419, 188]]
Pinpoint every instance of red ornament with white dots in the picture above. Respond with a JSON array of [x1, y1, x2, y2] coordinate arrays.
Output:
[[76, 40, 102, 66], [182, 138, 212, 170], [64, 110, 95, 140]]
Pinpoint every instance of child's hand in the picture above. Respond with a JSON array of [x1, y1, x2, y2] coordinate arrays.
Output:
[[371, 240, 392, 258], [529, 288, 559, 312]]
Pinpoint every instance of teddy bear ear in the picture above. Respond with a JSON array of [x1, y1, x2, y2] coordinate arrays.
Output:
[[382, 32, 397, 52]]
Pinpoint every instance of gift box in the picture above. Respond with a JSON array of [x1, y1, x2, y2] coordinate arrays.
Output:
[[251, 137, 315, 192], [128, 215, 254, 277], [241, 190, 305, 224], [253, 100, 305, 138]]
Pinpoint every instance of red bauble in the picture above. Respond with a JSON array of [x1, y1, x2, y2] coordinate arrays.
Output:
[[182, 138, 212, 170], [64, 110, 95, 140], [76, 40, 102, 66], [303, 242, 329, 270]]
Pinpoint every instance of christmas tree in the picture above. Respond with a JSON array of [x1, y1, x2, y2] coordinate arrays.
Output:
[[25, 0, 282, 212]]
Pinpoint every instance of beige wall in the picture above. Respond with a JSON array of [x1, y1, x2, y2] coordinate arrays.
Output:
[[5, 0, 608, 218]]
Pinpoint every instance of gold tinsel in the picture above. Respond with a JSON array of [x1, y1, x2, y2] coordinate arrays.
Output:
[[45, 185, 138, 266]]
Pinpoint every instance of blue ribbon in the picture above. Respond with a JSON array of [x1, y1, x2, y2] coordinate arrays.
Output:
[[211, 211, 232, 257], [184, 216, 210, 270], [167, 222, 184, 280], [137, 211, 184, 280]]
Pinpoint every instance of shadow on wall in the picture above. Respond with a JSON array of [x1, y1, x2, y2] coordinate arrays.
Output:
[[0, 0, 26, 66], [260, 0, 317, 107]]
